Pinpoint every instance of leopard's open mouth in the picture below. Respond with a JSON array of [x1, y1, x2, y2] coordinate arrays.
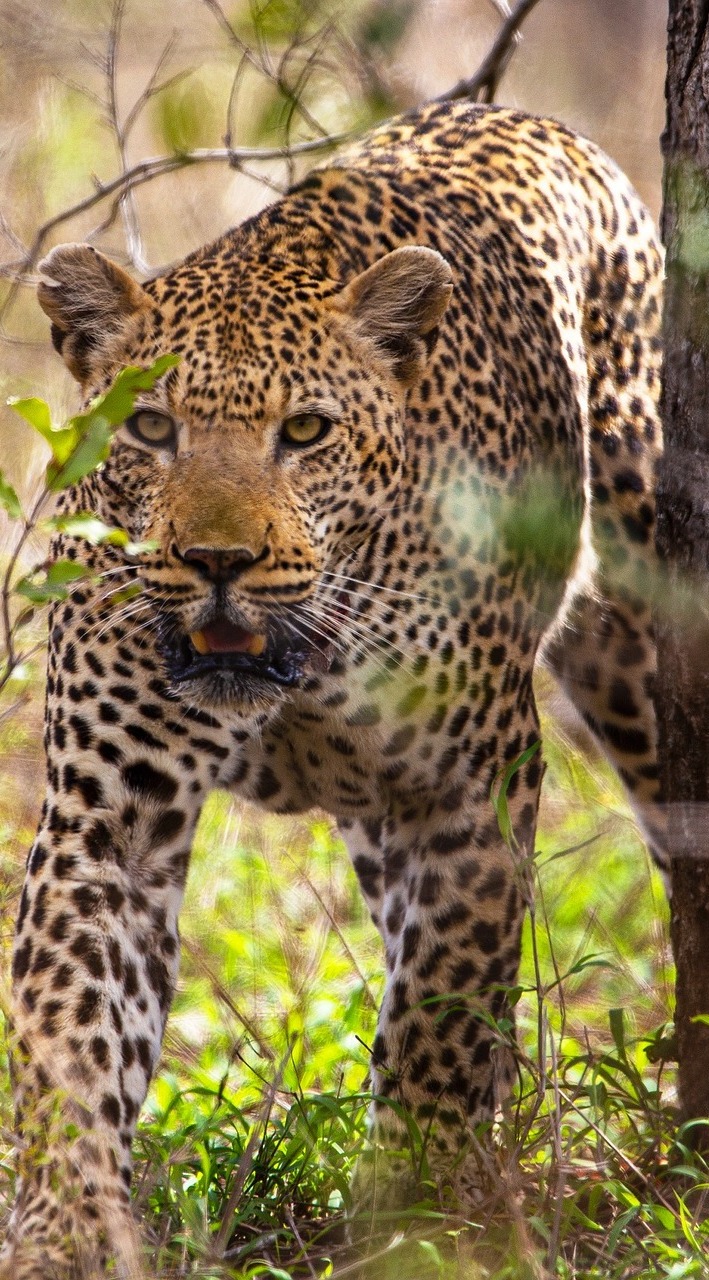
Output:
[[161, 615, 309, 689]]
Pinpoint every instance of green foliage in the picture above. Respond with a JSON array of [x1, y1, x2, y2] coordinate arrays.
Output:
[[500, 469, 583, 586], [14, 558, 87, 605], [156, 70, 229, 155], [0, 473, 21, 520], [0, 726, 667, 1279], [359, 1, 418, 54], [8, 354, 179, 490], [491, 739, 541, 849], [0, 356, 176, 705]]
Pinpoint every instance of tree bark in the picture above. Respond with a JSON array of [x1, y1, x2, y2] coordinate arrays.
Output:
[[657, 0, 709, 1137]]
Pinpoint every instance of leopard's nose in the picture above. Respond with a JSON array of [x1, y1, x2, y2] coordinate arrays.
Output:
[[175, 544, 266, 582]]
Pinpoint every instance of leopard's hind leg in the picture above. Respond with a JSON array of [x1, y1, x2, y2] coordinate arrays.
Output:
[[542, 183, 665, 865]]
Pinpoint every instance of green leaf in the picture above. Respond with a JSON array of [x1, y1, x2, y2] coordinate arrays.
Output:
[[47, 355, 179, 490], [15, 559, 87, 603], [609, 1007, 627, 1057], [644, 1032, 677, 1063], [50, 512, 122, 544], [110, 582, 142, 605], [10, 356, 180, 491], [0, 470, 21, 519], [653, 1204, 677, 1231], [91, 355, 180, 427], [15, 582, 56, 604], [490, 740, 540, 849], [45, 561, 88, 587], [47, 416, 113, 490], [417, 1240, 444, 1273], [14, 578, 54, 605], [7, 395, 53, 438], [605, 1205, 639, 1253], [124, 538, 158, 556], [563, 953, 613, 979], [8, 397, 80, 464]]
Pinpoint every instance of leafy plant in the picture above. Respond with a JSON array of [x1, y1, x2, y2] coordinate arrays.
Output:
[[0, 355, 177, 706]]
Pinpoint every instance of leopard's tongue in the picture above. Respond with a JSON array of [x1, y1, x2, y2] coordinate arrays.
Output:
[[190, 620, 266, 657]]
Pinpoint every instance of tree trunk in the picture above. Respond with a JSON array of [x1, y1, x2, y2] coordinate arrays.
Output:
[[657, 1, 709, 1137]]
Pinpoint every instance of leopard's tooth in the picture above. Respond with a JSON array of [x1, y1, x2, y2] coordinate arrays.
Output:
[[189, 630, 210, 655], [247, 633, 267, 656]]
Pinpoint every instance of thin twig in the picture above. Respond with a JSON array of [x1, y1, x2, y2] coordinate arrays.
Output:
[[180, 936, 276, 1062], [282, 847, 377, 1007], [284, 1205, 319, 1280], [201, 0, 265, 77], [106, 0, 147, 271], [0, 210, 27, 259], [201, 0, 332, 148], [0, 132, 347, 326], [436, 0, 543, 104], [224, 47, 251, 150], [0, 490, 52, 699], [121, 36, 185, 142]]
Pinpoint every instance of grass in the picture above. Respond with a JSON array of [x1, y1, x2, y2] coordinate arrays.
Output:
[[1, 652, 708, 1278]]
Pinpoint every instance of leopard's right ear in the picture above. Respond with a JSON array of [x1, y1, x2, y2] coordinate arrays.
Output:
[[37, 243, 151, 383]]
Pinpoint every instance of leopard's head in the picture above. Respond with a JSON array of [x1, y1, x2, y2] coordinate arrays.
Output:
[[38, 233, 452, 713]]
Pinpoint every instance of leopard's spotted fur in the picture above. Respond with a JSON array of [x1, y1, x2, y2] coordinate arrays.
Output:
[[1, 99, 663, 1277]]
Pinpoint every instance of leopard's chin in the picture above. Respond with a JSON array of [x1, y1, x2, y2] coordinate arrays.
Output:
[[169, 668, 289, 714]]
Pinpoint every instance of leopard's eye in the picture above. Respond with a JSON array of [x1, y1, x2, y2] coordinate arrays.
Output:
[[281, 413, 331, 447], [126, 411, 177, 450]]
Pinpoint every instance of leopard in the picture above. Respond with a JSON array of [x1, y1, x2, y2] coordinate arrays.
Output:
[[1, 96, 664, 1278]]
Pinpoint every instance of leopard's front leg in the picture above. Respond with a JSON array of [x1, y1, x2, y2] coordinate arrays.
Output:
[[1, 612, 230, 1279], [353, 736, 542, 1211]]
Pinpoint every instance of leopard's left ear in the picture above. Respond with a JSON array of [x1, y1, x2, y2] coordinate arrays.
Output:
[[330, 246, 453, 384], [37, 243, 151, 384]]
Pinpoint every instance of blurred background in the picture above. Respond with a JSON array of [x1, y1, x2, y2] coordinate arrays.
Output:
[[0, 0, 667, 457]]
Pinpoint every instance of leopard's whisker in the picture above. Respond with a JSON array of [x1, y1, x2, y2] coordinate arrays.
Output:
[[296, 599, 408, 675], [319, 569, 435, 605]]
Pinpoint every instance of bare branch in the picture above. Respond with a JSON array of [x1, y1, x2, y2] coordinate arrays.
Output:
[[436, 0, 543, 105], [0, 0, 544, 333], [0, 211, 28, 259], [79, 40, 109, 76], [225, 48, 252, 150], [0, 133, 347, 297], [200, 0, 266, 80], [121, 36, 186, 143], [277, 18, 340, 144], [202, 0, 333, 149], [106, 0, 148, 272]]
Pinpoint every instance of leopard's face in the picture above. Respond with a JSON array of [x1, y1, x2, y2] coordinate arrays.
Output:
[[39, 238, 452, 714]]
